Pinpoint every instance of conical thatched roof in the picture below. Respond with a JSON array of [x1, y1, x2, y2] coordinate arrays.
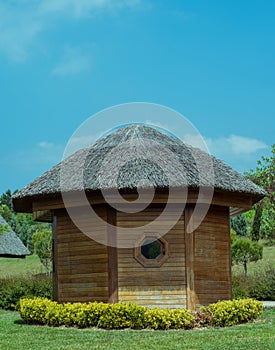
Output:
[[0, 216, 30, 258], [12, 124, 265, 211]]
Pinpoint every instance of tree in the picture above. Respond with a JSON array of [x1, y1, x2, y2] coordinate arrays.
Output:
[[32, 231, 52, 275], [0, 189, 13, 211], [0, 204, 14, 223], [231, 238, 263, 276], [230, 228, 237, 244], [245, 144, 275, 242], [230, 214, 247, 237], [250, 205, 263, 242], [260, 207, 275, 241]]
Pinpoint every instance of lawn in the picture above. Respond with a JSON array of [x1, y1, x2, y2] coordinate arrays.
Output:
[[0, 309, 274, 350], [0, 255, 44, 278]]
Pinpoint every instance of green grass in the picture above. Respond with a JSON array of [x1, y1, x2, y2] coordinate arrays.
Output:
[[0, 309, 274, 350], [0, 255, 44, 278]]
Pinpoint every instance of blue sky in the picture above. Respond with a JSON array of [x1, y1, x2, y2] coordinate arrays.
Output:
[[0, 0, 274, 195]]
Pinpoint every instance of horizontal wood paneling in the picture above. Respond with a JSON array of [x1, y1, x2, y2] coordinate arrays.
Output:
[[194, 205, 232, 308], [55, 208, 108, 303], [117, 205, 187, 309]]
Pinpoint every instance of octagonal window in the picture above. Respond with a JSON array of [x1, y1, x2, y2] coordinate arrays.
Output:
[[141, 239, 162, 259], [135, 234, 168, 267]]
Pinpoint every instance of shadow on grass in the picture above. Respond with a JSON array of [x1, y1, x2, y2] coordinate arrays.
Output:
[[14, 319, 26, 325]]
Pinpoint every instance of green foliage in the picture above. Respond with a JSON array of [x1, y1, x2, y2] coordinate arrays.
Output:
[[0, 223, 9, 235], [0, 276, 53, 310], [14, 213, 51, 252], [245, 144, 275, 242], [19, 298, 263, 330], [0, 204, 13, 223], [0, 189, 13, 210], [230, 214, 247, 237], [251, 205, 262, 242], [260, 207, 275, 241], [202, 299, 263, 327], [230, 228, 237, 244], [232, 266, 275, 300], [231, 237, 263, 276], [32, 230, 52, 275]]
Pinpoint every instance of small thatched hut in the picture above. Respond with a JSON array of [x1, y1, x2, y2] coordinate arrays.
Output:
[[0, 215, 30, 258], [12, 124, 264, 310]]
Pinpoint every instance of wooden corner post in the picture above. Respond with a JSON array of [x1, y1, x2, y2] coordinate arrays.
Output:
[[184, 205, 196, 311], [107, 206, 118, 303]]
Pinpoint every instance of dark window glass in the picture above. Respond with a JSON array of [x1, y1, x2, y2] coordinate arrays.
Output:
[[141, 239, 161, 259]]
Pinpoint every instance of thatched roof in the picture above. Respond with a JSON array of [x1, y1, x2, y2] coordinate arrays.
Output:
[[0, 216, 30, 258], [13, 124, 265, 211]]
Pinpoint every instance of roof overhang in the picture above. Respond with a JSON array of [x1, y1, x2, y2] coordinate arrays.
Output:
[[14, 188, 264, 223]]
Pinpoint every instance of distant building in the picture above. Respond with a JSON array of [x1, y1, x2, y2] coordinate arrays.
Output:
[[0, 215, 30, 258]]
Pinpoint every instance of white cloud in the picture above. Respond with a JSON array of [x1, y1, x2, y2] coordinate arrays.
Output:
[[39, 0, 141, 18], [38, 141, 55, 149], [52, 47, 91, 76], [182, 134, 210, 153], [0, 2, 43, 61], [205, 134, 268, 156], [226, 135, 268, 154], [0, 0, 142, 61]]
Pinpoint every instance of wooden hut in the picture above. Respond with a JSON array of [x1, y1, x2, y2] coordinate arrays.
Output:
[[0, 215, 30, 258], [12, 124, 265, 310]]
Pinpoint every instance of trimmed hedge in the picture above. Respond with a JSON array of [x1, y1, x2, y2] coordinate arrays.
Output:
[[19, 298, 263, 330], [201, 299, 263, 327]]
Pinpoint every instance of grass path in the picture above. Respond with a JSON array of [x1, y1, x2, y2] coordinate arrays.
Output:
[[0, 309, 275, 350]]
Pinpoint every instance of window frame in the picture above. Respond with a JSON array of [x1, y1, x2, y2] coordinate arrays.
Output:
[[134, 232, 168, 268]]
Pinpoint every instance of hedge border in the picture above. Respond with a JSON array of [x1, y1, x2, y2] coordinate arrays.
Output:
[[19, 298, 263, 330]]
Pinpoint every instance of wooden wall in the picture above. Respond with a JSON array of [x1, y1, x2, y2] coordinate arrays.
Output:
[[53, 202, 232, 309], [193, 205, 232, 307], [54, 207, 109, 303], [117, 205, 187, 308]]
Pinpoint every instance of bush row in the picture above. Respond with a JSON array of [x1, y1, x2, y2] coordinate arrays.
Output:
[[19, 298, 263, 330], [200, 298, 263, 327], [232, 266, 275, 300], [0, 275, 53, 310]]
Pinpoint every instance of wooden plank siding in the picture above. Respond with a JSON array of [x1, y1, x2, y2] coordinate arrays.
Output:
[[117, 205, 187, 309], [55, 208, 109, 303], [193, 205, 232, 307]]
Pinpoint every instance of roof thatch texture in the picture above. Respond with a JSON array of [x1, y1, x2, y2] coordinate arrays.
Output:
[[0, 216, 30, 258], [13, 124, 265, 206]]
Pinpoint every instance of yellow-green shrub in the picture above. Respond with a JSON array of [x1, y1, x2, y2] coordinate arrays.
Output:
[[203, 298, 263, 327], [19, 298, 263, 330], [144, 307, 194, 330], [19, 298, 194, 329], [98, 303, 146, 329], [20, 298, 52, 325]]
